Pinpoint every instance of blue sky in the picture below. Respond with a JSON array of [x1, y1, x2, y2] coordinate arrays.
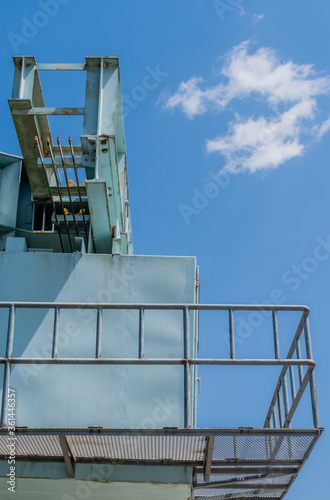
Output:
[[0, 0, 330, 497]]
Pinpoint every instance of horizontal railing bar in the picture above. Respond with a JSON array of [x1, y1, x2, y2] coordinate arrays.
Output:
[[36, 63, 87, 71], [0, 358, 315, 366], [195, 467, 299, 474], [53, 146, 82, 155], [196, 471, 296, 488], [0, 427, 322, 436], [194, 497, 281, 500], [0, 302, 310, 312], [211, 459, 304, 465], [11, 107, 85, 116], [7, 460, 298, 473], [196, 482, 289, 489], [0, 455, 204, 466], [195, 497, 281, 500]]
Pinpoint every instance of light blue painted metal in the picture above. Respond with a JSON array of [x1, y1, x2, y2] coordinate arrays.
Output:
[[0, 153, 22, 233], [8, 57, 132, 255], [85, 179, 112, 253], [0, 253, 197, 429]]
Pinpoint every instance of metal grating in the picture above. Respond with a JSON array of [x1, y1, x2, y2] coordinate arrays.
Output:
[[194, 490, 286, 499], [0, 428, 322, 499], [212, 434, 315, 461], [66, 434, 205, 461]]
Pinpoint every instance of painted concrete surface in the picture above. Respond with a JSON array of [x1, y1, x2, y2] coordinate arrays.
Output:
[[0, 477, 191, 499], [0, 253, 197, 428]]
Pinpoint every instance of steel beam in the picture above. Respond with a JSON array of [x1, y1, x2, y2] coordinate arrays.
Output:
[[59, 435, 75, 478], [203, 435, 215, 482]]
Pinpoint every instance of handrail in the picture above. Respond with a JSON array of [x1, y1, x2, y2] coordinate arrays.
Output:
[[0, 302, 318, 431]]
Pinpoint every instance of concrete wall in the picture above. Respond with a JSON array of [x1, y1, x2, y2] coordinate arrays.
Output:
[[0, 252, 197, 428]]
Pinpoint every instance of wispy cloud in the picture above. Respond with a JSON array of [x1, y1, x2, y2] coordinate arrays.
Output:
[[252, 13, 265, 25], [314, 115, 330, 139], [163, 41, 330, 174]]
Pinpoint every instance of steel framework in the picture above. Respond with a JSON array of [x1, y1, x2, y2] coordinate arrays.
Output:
[[0, 301, 322, 498]]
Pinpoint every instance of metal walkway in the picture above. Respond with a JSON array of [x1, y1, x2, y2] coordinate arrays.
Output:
[[0, 302, 322, 498], [0, 427, 323, 499]]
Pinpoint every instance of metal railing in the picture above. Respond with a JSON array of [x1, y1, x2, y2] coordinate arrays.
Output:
[[0, 302, 319, 430]]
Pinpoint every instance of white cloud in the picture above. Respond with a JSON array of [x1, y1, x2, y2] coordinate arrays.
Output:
[[163, 41, 330, 173], [252, 14, 265, 25], [315, 115, 330, 139]]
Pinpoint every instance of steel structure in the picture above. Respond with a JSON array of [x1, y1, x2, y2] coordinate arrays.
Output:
[[0, 58, 322, 499], [8, 56, 132, 255], [0, 301, 323, 499]]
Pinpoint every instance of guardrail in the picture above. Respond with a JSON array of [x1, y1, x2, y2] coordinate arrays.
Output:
[[0, 302, 319, 430]]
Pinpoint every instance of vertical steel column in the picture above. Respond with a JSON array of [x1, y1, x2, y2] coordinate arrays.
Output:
[[18, 57, 25, 99], [229, 309, 235, 359], [303, 315, 320, 428], [97, 59, 104, 136], [183, 306, 191, 428], [1, 305, 15, 428], [139, 308, 145, 359], [95, 307, 102, 359], [52, 307, 60, 358]]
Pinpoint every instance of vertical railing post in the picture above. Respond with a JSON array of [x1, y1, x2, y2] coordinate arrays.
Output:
[[95, 307, 102, 359], [272, 310, 280, 359], [139, 308, 145, 359], [183, 306, 191, 428], [1, 305, 15, 428], [52, 306, 60, 358], [272, 407, 278, 429], [295, 338, 304, 386], [303, 314, 320, 428], [229, 309, 235, 359], [273, 310, 290, 425], [281, 373, 290, 427], [289, 365, 296, 402], [277, 391, 283, 428]]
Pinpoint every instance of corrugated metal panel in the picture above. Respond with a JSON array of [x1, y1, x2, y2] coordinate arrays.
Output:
[[67, 434, 205, 461], [0, 434, 62, 456]]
